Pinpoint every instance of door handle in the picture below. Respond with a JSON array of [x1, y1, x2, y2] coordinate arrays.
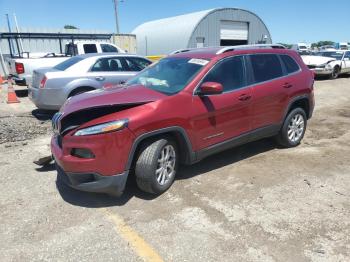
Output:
[[283, 83, 293, 88], [238, 94, 251, 101], [95, 76, 105, 81]]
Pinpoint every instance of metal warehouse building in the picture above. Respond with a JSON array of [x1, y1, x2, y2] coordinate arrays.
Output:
[[132, 8, 272, 56]]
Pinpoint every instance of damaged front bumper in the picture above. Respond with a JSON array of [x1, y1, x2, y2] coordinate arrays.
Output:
[[56, 163, 128, 196]]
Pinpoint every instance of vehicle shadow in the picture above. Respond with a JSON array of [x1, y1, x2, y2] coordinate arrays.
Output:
[[15, 89, 28, 97], [31, 109, 57, 121], [315, 74, 350, 81], [56, 138, 277, 207]]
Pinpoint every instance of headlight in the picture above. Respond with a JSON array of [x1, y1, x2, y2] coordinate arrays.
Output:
[[74, 119, 128, 136], [325, 64, 333, 69]]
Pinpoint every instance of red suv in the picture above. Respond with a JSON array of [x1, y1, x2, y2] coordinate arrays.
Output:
[[51, 44, 314, 196]]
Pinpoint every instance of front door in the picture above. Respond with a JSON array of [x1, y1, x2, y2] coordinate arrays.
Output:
[[190, 55, 252, 150]]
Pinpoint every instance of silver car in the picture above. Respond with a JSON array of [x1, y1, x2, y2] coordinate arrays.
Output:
[[28, 53, 152, 110]]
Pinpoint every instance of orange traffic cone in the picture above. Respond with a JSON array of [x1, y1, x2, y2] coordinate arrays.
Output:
[[6, 78, 20, 104]]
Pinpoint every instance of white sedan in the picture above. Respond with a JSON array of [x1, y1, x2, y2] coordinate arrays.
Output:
[[302, 50, 350, 79]]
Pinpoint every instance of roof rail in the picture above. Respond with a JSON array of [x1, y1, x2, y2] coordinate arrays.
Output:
[[216, 44, 286, 54], [169, 48, 193, 55]]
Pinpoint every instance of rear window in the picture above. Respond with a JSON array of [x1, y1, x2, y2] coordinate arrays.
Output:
[[250, 54, 283, 83], [280, 55, 300, 74], [83, 44, 98, 53], [54, 56, 84, 71], [101, 44, 119, 53]]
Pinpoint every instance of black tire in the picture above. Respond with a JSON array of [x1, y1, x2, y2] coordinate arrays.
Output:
[[135, 138, 178, 194], [330, 66, 340, 79], [276, 108, 307, 148]]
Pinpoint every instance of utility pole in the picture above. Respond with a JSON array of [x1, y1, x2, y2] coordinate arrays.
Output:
[[113, 0, 124, 34]]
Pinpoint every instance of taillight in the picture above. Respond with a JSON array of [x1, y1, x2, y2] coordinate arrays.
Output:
[[40, 76, 47, 88], [15, 62, 24, 74]]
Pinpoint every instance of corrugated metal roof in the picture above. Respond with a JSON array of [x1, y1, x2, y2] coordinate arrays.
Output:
[[132, 9, 214, 55], [132, 8, 271, 56]]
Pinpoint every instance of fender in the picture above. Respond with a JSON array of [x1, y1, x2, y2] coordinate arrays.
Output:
[[125, 126, 196, 170], [282, 94, 312, 122], [65, 78, 100, 97]]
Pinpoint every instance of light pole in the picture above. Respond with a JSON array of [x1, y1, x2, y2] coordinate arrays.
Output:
[[113, 0, 124, 34]]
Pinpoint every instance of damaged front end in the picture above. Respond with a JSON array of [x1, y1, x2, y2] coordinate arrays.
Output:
[[52, 103, 146, 137]]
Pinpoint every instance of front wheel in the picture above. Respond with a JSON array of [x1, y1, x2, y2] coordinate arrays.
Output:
[[330, 66, 340, 79], [135, 138, 178, 194], [276, 108, 307, 147]]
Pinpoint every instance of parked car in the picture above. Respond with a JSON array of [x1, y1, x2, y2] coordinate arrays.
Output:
[[7, 41, 125, 86], [291, 43, 310, 55], [29, 53, 152, 110], [51, 44, 314, 196], [302, 50, 350, 79], [334, 42, 349, 50]]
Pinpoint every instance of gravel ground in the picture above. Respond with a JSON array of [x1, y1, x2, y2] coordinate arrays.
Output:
[[0, 77, 350, 262], [0, 114, 51, 144]]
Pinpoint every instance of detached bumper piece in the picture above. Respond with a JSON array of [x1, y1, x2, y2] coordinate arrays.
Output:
[[56, 164, 128, 196]]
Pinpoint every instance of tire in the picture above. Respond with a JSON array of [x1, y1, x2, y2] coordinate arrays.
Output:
[[276, 108, 307, 148], [330, 66, 340, 79], [68, 87, 94, 98], [135, 138, 178, 194]]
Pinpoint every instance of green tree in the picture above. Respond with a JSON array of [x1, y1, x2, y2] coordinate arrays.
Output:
[[64, 25, 78, 29]]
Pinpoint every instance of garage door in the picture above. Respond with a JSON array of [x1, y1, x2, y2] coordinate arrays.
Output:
[[220, 21, 248, 40]]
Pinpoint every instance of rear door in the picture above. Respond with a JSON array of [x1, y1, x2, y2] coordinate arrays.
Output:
[[87, 57, 135, 87], [247, 53, 290, 129], [191, 55, 253, 150]]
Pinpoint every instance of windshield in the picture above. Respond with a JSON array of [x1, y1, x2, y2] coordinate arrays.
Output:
[[54, 56, 84, 70], [316, 51, 344, 60], [126, 57, 208, 95]]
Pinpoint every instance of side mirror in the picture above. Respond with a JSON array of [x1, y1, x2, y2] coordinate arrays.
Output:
[[198, 82, 223, 96]]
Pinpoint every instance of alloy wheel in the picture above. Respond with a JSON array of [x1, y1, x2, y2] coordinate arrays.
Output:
[[156, 145, 176, 186], [287, 113, 305, 143]]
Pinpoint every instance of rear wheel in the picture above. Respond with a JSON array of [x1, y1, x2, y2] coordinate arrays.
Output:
[[68, 87, 94, 98], [135, 138, 178, 194], [276, 108, 307, 147]]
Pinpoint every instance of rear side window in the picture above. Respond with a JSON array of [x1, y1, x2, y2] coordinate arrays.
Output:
[[83, 44, 98, 53], [280, 55, 300, 74], [91, 57, 128, 72], [101, 44, 118, 53], [202, 56, 245, 92], [125, 57, 152, 71], [250, 54, 283, 83], [54, 56, 84, 71]]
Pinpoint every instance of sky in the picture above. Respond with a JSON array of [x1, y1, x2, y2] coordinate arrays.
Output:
[[0, 0, 349, 44]]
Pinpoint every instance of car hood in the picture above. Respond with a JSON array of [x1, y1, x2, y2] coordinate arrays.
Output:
[[61, 84, 167, 115], [301, 55, 336, 65]]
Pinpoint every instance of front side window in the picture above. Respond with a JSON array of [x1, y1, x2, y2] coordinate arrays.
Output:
[[280, 55, 300, 74], [83, 44, 98, 53], [344, 52, 350, 59], [202, 56, 245, 92], [127, 57, 208, 95], [250, 54, 283, 83], [101, 44, 119, 53]]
